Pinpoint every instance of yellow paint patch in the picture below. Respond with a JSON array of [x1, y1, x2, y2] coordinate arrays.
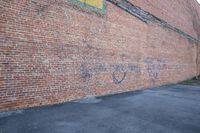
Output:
[[79, 0, 104, 9]]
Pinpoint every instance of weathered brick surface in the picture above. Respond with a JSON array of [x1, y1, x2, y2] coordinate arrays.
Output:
[[0, 0, 200, 111], [129, 0, 200, 39]]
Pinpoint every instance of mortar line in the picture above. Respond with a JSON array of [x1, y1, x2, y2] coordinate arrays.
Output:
[[106, 0, 199, 44]]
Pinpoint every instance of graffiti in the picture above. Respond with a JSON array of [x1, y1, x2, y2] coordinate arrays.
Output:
[[79, 58, 170, 84], [79, 63, 141, 84], [80, 64, 92, 81], [80, 63, 109, 81], [144, 58, 169, 82], [112, 71, 127, 84], [112, 65, 127, 84], [144, 59, 159, 81], [163, 64, 170, 69], [92, 64, 108, 74], [128, 64, 141, 74]]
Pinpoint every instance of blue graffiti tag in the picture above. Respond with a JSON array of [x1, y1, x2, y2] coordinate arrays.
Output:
[[144, 58, 167, 82], [79, 63, 142, 84], [112, 64, 127, 84], [80, 64, 92, 80], [128, 64, 141, 73]]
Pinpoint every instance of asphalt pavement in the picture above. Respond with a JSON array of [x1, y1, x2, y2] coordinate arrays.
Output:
[[0, 84, 200, 133]]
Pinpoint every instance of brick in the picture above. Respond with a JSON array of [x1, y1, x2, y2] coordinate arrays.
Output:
[[0, 0, 199, 111]]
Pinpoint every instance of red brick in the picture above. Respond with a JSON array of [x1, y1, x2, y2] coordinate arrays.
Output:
[[0, 0, 200, 111]]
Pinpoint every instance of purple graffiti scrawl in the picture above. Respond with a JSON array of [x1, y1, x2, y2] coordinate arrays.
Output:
[[144, 58, 169, 82], [112, 64, 127, 84], [79, 63, 142, 84]]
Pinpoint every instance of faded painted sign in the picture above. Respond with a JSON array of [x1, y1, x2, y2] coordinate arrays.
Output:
[[71, 0, 106, 13], [79, 0, 104, 9]]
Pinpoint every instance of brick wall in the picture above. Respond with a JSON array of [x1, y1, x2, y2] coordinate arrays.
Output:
[[0, 0, 200, 111], [129, 0, 200, 38]]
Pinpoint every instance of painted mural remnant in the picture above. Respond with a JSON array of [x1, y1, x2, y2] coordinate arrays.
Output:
[[79, 0, 104, 9], [71, 0, 106, 13]]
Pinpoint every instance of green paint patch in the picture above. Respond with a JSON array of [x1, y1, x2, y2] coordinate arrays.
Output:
[[69, 0, 106, 14]]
